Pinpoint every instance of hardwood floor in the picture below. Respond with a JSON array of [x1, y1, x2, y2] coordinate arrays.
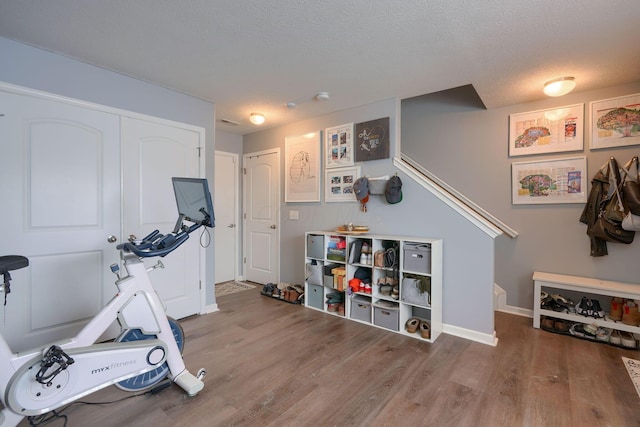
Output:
[[20, 286, 640, 427]]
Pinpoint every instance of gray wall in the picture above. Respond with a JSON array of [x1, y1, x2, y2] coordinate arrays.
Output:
[[0, 37, 218, 304], [402, 81, 640, 311], [244, 98, 497, 336], [215, 130, 243, 154]]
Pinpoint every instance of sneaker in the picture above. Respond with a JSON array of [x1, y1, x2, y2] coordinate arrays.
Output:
[[620, 331, 637, 348], [591, 299, 605, 318], [364, 283, 372, 294], [610, 330, 622, 345], [575, 297, 590, 316]]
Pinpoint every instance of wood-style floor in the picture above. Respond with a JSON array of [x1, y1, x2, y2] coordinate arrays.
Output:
[[20, 286, 640, 427]]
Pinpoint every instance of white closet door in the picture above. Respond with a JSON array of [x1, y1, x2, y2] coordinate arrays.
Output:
[[121, 117, 203, 319], [0, 90, 121, 352]]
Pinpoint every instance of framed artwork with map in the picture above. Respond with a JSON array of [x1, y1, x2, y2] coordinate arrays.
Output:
[[511, 156, 587, 204], [509, 104, 583, 156], [590, 93, 640, 149]]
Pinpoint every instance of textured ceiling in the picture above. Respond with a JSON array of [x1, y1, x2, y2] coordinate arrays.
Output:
[[1, 0, 639, 135]]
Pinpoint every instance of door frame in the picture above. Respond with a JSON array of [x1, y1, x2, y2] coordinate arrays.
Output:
[[214, 150, 240, 283], [243, 148, 281, 284]]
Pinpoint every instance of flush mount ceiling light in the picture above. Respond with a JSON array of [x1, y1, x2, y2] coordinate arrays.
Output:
[[543, 77, 576, 97], [314, 92, 329, 101], [249, 113, 265, 125]]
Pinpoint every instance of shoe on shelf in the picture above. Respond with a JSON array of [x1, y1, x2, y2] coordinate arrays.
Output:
[[591, 299, 605, 318], [391, 284, 399, 300], [553, 319, 570, 333], [540, 317, 555, 331], [620, 331, 637, 348], [551, 294, 575, 313], [596, 327, 611, 342], [405, 317, 419, 333], [610, 330, 622, 346], [570, 323, 595, 339], [419, 321, 431, 339], [575, 297, 590, 316]]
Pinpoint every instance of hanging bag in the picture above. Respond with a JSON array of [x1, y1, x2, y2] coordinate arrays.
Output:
[[622, 156, 640, 215], [601, 157, 625, 224], [592, 157, 635, 243]]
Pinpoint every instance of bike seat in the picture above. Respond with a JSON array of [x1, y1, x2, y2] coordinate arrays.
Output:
[[0, 256, 29, 275]]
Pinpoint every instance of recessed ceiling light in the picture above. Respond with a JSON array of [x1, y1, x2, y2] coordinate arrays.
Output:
[[543, 77, 576, 97]]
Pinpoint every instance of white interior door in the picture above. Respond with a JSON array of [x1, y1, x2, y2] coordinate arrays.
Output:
[[214, 151, 239, 283], [122, 116, 203, 319], [0, 90, 120, 353], [243, 150, 280, 284]]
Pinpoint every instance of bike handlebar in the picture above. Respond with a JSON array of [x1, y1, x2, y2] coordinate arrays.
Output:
[[117, 224, 201, 258]]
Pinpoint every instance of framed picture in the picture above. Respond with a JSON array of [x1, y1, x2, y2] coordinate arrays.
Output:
[[509, 104, 584, 156], [355, 117, 390, 162], [590, 93, 640, 149], [325, 123, 354, 168], [512, 156, 587, 205], [285, 132, 322, 202], [325, 166, 360, 202]]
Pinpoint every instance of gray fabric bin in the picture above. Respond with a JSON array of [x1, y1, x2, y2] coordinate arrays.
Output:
[[307, 284, 324, 309], [350, 295, 372, 323], [373, 303, 400, 331], [307, 234, 325, 259], [403, 243, 431, 274]]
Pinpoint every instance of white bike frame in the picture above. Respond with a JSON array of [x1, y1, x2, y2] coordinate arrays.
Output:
[[0, 253, 204, 427]]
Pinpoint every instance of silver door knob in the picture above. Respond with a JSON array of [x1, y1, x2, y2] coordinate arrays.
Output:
[[128, 234, 137, 242], [227, 224, 235, 228], [270, 225, 276, 229], [107, 235, 117, 243]]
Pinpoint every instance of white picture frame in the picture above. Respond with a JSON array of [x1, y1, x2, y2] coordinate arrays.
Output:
[[284, 131, 322, 203], [325, 166, 360, 202], [512, 156, 587, 205], [590, 93, 640, 150], [325, 123, 354, 168], [509, 104, 584, 157]]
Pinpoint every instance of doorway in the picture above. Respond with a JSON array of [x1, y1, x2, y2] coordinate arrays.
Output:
[[214, 150, 240, 284], [243, 149, 280, 284]]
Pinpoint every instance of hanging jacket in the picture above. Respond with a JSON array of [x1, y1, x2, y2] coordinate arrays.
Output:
[[580, 162, 610, 257]]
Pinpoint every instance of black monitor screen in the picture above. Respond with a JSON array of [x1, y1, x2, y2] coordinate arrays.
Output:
[[172, 177, 215, 227]]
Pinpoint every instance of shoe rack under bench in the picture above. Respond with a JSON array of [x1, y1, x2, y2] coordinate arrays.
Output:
[[533, 271, 640, 335]]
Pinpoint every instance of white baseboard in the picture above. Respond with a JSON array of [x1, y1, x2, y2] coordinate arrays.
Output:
[[442, 323, 498, 346], [493, 283, 533, 318], [202, 303, 219, 314], [496, 305, 533, 318]]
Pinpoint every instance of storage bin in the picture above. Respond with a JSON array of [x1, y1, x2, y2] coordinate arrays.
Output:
[[307, 284, 324, 310], [323, 275, 334, 288], [373, 301, 400, 331], [307, 234, 325, 259], [403, 243, 431, 274], [350, 295, 372, 323]]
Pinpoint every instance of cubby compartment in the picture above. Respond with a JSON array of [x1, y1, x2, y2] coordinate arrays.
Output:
[[401, 274, 431, 308], [403, 242, 431, 274], [306, 234, 325, 260], [326, 235, 347, 262]]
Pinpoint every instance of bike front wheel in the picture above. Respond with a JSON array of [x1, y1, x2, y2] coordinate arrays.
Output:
[[114, 317, 185, 392]]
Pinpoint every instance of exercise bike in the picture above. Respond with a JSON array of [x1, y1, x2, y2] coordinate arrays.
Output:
[[0, 177, 214, 426]]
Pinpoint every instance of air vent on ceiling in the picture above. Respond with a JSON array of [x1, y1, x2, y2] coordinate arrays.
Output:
[[219, 118, 240, 125]]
